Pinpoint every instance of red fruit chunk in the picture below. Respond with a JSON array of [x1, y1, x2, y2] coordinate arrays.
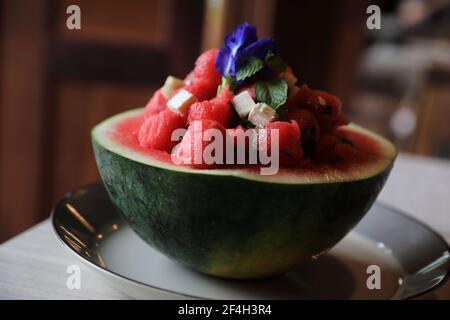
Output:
[[288, 109, 320, 142], [183, 49, 222, 102], [184, 70, 196, 85], [259, 120, 301, 153], [288, 85, 349, 133], [144, 89, 167, 117], [138, 108, 186, 152], [228, 125, 250, 145], [280, 146, 305, 166], [314, 89, 342, 115], [188, 101, 215, 123], [285, 67, 295, 76], [188, 86, 233, 128], [226, 125, 259, 163], [214, 85, 233, 105], [193, 49, 222, 84], [174, 119, 225, 169], [290, 85, 340, 114], [316, 114, 350, 134], [184, 79, 218, 102]]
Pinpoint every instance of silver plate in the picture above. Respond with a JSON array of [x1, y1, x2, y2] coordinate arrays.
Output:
[[52, 183, 450, 299]]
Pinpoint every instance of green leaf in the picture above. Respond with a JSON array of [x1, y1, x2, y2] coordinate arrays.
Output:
[[216, 76, 234, 95], [255, 79, 288, 109], [236, 57, 264, 81], [265, 52, 287, 73]]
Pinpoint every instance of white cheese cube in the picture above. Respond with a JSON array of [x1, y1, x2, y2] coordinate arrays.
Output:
[[161, 76, 185, 98], [167, 89, 197, 115], [248, 103, 277, 128], [283, 72, 298, 88], [232, 91, 256, 118]]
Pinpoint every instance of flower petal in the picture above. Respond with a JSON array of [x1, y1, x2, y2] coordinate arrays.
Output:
[[215, 23, 276, 81], [224, 22, 257, 55], [215, 46, 232, 76], [242, 37, 277, 60]]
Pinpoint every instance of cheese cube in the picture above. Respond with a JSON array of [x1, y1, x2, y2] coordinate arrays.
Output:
[[283, 72, 298, 88], [248, 103, 277, 128], [167, 89, 197, 115], [161, 76, 185, 98], [232, 91, 256, 118]]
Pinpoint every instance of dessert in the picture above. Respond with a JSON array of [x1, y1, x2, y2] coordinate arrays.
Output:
[[92, 23, 396, 278]]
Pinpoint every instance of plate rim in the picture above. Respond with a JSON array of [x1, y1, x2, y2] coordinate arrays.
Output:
[[375, 202, 450, 299], [51, 182, 450, 300], [51, 191, 197, 299]]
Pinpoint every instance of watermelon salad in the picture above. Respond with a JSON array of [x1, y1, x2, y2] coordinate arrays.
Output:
[[127, 22, 367, 171], [92, 23, 397, 278]]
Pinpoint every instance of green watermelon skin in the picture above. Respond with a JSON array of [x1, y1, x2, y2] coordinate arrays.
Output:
[[93, 138, 393, 279]]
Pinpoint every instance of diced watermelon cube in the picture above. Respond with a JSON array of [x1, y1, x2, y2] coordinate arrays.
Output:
[[227, 125, 251, 146], [184, 70, 195, 85], [258, 120, 301, 153], [279, 145, 305, 166], [188, 86, 233, 128], [287, 108, 320, 156], [144, 89, 167, 117], [226, 125, 259, 164], [316, 114, 349, 134], [174, 119, 225, 169], [288, 85, 348, 133], [184, 79, 217, 102], [138, 108, 186, 152], [193, 49, 222, 84], [183, 49, 222, 102]]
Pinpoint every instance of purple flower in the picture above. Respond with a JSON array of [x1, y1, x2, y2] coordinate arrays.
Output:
[[215, 22, 277, 79]]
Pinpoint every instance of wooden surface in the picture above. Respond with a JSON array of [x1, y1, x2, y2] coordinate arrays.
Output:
[[0, 153, 449, 300], [54, 0, 170, 47]]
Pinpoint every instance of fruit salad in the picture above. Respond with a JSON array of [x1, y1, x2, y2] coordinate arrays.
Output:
[[136, 22, 357, 170], [92, 22, 397, 278]]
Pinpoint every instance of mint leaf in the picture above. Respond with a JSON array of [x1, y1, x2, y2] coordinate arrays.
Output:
[[255, 79, 288, 109], [236, 57, 264, 81], [265, 52, 287, 73]]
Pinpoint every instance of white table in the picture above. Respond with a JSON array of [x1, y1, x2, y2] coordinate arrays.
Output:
[[1, 153, 450, 299]]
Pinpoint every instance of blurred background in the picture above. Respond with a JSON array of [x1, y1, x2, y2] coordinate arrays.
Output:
[[1, 0, 449, 242]]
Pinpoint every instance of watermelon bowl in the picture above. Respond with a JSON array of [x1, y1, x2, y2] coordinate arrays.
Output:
[[91, 22, 397, 279], [92, 109, 396, 279]]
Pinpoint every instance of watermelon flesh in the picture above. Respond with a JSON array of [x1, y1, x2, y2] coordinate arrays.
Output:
[[143, 89, 167, 117], [138, 109, 186, 153], [188, 86, 233, 128], [105, 109, 396, 183], [174, 119, 226, 169]]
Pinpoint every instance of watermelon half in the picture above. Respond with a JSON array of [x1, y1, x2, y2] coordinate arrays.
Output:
[[92, 108, 397, 279]]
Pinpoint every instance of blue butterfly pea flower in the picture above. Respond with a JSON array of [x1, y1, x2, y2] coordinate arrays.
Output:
[[215, 22, 277, 79]]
